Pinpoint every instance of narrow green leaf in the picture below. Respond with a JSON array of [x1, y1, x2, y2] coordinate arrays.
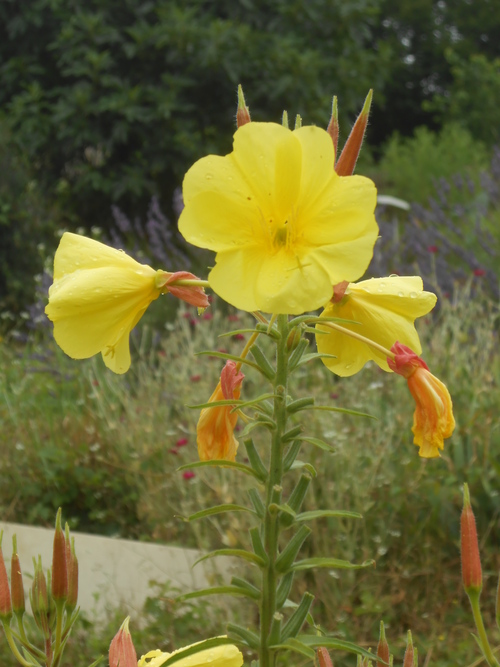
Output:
[[230, 577, 261, 600], [240, 418, 276, 437], [249, 526, 269, 564], [288, 338, 310, 371], [282, 425, 304, 442], [290, 460, 317, 477], [187, 399, 244, 410], [161, 637, 241, 667], [295, 510, 363, 522], [188, 505, 256, 522], [194, 549, 265, 568], [248, 488, 265, 518], [296, 635, 380, 661], [295, 353, 337, 367], [275, 525, 312, 573], [174, 586, 258, 602], [276, 572, 295, 609], [283, 439, 302, 472], [236, 393, 277, 410], [298, 436, 336, 453], [309, 405, 377, 419], [227, 623, 260, 649], [291, 557, 375, 572], [177, 460, 262, 480], [244, 439, 268, 480], [218, 328, 263, 337], [195, 350, 261, 372], [250, 344, 276, 380], [270, 504, 296, 519], [281, 593, 314, 641], [269, 639, 316, 659], [287, 397, 315, 413]]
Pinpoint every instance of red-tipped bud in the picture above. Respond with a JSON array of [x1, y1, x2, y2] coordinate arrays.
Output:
[[51, 508, 67, 602], [156, 270, 210, 308], [65, 525, 78, 612], [402, 631, 414, 667], [376, 621, 389, 666], [109, 617, 137, 667], [317, 647, 333, 667], [236, 84, 251, 127], [335, 89, 373, 176], [0, 532, 12, 622], [10, 536, 24, 615], [461, 484, 482, 594], [30, 556, 50, 637], [326, 95, 339, 161]]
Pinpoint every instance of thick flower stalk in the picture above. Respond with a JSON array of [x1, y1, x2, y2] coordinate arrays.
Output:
[[179, 121, 378, 314], [45, 232, 208, 374], [316, 276, 437, 376], [388, 342, 455, 458], [197, 361, 244, 461]]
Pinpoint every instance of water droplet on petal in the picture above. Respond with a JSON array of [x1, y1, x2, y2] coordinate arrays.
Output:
[[410, 292, 417, 298], [205, 173, 213, 180], [398, 291, 404, 297]]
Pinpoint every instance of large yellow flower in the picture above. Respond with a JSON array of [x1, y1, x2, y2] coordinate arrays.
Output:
[[179, 122, 378, 314], [316, 276, 437, 376], [138, 643, 244, 667], [45, 233, 180, 374]]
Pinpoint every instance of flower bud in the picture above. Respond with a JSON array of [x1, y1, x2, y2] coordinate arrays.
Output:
[[109, 617, 137, 667], [286, 326, 302, 353], [10, 536, 24, 615], [461, 483, 482, 594], [51, 508, 68, 602], [30, 556, 50, 637], [376, 621, 389, 667], [317, 647, 333, 667], [65, 526, 78, 613], [335, 89, 373, 176], [402, 631, 414, 667], [0, 532, 12, 622], [236, 84, 251, 127]]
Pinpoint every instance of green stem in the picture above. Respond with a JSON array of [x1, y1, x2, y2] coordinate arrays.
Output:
[[469, 590, 500, 667], [2, 623, 38, 667], [260, 314, 289, 667], [52, 599, 65, 664]]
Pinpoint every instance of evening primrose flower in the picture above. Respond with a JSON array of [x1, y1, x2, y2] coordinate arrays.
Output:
[[316, 276, 437, 376], [388, 342, 455, 458], [179, 121, 378, 314], [197, 361, 244, 461], [45, 233, 208, 374], [138, 643, 244, 667]]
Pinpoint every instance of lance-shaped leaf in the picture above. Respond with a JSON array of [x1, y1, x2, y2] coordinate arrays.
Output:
[[177, 460, 262, 480], [287, 397, 315, 413], [269, 612, 283, 646], [194, 549, 265, 568], [269, 638, 316, 659], [288, 338, 310, 371], [289, 460, 317, 477], [249, 527, 268, 564], [298, 437, 336, 454], [187, 505, 256, 522], [227, 623, 260, 649], [281, 592, 314, 641], [291, 557, 375, 572], [244, 438, 268, 480], [308, 406, 376, 419], [295, 510, 363, 522], [250, 345, 276, 380], [275, 526, 312, 573], [175, 585, 259, 602], [282, 425, 304, 442], [276, 572, 295, 609], [196, 350, 261, 372], [297, 635, 380, 662], [230, 577, 261, 601], [283, 439, 302, 472], [248, 488, 265, 518]]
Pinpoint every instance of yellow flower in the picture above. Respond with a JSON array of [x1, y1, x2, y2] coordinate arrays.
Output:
[[316, 276, 437, 376], [179, 122, 378, 314], [138, 642, 244, 667], [197, 361, 244, 461], [45, 233, 208, 374], [388, 342, 455, 458]]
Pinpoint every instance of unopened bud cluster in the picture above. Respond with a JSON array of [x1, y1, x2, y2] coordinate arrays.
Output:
[[0, 509, 79, 667]]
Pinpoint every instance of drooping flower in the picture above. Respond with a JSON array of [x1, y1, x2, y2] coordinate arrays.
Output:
[[197, 361, 244, 461], [461, 483, 482, 594], [45, 233, 208, 374], [316, 276, 437, 376], [179, 121, 378, 314], [388, 342, 455, 458], [138, 642, 244, 667]]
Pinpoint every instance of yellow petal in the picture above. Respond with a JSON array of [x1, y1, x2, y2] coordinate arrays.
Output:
[[139, 644, 243, 667], [317, 276, 437, 376]]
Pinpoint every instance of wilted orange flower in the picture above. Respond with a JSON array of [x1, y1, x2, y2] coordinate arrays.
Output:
[[388, 342, 455, 458], [197, 361, 244, 461]]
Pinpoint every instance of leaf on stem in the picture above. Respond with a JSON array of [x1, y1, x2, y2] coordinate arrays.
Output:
[[295, 510, 363, 522], [187, 505, 256, 522], [174, 586, 260, 602], [291, 557, 375, 571], [193, 549, 265, 568], [177, 460, 262, 480]]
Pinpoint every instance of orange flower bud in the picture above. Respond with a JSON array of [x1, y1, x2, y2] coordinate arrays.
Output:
[[461, 483, 482, 594], [388, 342, 455, 458], [335, 89, 373, 176], [156, 270, 209, 308], [317, 647, 333, 667], [197, 361, 244, 461], [376, 621, 390, 667], [402, 631, 414, 667], [51, 509, 67, 602], [236, 84, 251, 127], [10, 536, 24, 615], [109, 617, 137, 667], [0, 533, 12, 622]]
